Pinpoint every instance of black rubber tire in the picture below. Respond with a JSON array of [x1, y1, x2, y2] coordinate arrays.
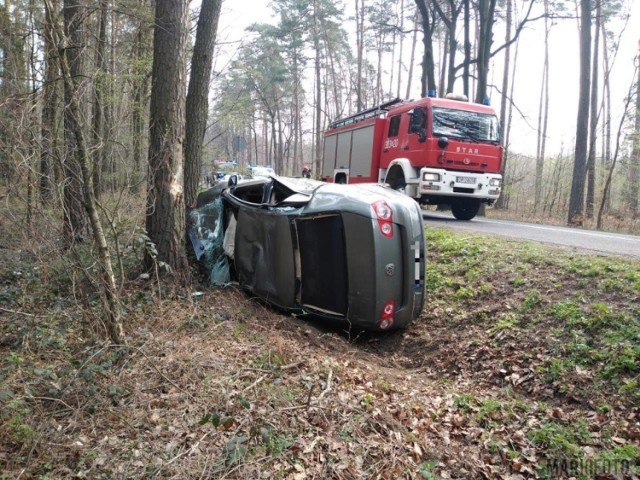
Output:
[[451, 199, 481, 221], [388, 172, 406, 193], [394, 183, 406, 194]]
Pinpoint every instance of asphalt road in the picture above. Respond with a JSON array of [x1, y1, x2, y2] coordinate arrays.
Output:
[[422, 212, 640, 259]]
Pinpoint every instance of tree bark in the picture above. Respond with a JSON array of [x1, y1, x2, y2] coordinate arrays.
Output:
[[44, 0, 123, 344], [463, 0, 470, 98], [597, 73, 636, 229], [495, 0, 512, 209], [184, 0, 222, 208], [414, 0, 436, 97], [146, 0, 189, 274], [355, 0, 365, 109], [62, 0, 89, 246], [628, 43, 640, 216], [567, 0, 591, 225], [40, 0, 60, 203], [474, 0, 497, 104], [432, 0, 461, 95], [313, 0, 323, 175], [534, 0, 550, 211], [585, 0, 600, 219], [405, 10, 418, 99], [92, 0, 108, 199]]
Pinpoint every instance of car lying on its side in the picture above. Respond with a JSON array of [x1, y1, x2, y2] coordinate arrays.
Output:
[[188, 176, 425, 331]]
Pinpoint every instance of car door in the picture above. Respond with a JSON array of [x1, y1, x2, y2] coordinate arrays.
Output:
[[224, 179, 298, 310], [233, 208, 297, 310]]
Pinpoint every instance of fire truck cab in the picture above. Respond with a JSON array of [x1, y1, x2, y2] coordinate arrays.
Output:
[[322, 96, 503, 220]]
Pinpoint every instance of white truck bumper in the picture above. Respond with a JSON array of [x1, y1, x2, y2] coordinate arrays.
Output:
[[417, 167, 502, 200]]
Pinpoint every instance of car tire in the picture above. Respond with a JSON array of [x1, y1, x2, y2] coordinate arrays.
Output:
[[451, 199, 481, 220]]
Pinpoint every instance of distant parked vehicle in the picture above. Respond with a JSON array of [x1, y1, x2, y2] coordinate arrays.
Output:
[[188, 176, 425, 331], [216, 172, 244, 184], [250, 166, 276, 179]]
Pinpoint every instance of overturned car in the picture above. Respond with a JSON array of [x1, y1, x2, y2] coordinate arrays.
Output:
[[188, 176, 425, 331]]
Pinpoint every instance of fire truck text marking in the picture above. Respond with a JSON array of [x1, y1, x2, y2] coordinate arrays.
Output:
[[384, 138, 399, 149], [456, 147, 479, 154]]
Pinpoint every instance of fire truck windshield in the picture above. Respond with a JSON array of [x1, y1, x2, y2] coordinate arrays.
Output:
[[431, 107, 500, 144]]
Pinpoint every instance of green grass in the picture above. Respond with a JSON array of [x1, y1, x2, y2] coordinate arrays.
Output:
[[425, 227, 640, 402]]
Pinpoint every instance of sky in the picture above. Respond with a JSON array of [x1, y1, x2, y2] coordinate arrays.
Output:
[[212, 0, 640, 158]]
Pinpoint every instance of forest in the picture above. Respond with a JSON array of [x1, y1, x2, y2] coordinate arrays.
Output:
[[1, 1, 640, 478], [0, 0, 639, 283]]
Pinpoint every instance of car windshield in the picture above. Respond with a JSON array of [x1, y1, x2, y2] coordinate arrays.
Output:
[[432, 107, 500, 143]]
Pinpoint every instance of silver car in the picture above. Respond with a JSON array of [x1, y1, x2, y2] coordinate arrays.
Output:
[[189, 176, 425, 331]]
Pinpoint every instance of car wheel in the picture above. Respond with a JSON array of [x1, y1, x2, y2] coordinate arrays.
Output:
[[451, 199, 481, 220]]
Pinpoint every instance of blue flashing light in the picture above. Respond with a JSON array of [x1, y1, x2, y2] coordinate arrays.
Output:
[[428, 89, 437, 98], [482, 96, 490, 105]]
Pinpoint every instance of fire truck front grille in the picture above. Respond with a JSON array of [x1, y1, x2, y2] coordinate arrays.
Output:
[[453, 187, 475, 194]]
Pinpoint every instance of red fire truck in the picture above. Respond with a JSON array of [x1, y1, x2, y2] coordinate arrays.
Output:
[[321, 95, 503, 220]]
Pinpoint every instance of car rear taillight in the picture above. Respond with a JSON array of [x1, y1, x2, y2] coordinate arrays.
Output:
[[372, 200, 393, 238], [378, 300, 396, 330]]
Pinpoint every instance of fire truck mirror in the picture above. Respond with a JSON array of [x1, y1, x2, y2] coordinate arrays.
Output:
[[409, 108, 427, 143], [409, 108, 423, 133], [437, 136, 449, 150]]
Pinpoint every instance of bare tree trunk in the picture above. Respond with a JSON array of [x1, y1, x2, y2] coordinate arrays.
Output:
[[599, 16, 612, 212], [598, 74, 636, 228], [414, 0, 437, 97], [146, 0, 189, 274], [44, 0, 123, 344], [276, 104, 284, 174], [585, 0, 600, 219], [439, 28, 448, 97], [463, 0, 470, 98], [62, 0, 89, 246], [432, 1, 460, 95], [474, 0, 497, 104], [40, 0, 60, 203], [92, 0, 108, 199], [496, 12, 519, 210], [388, 1, 398, 98], [534, 0, 550, 212], [396, 0, 405, 98], [131, 0, 150, 194], [313, 0, 323, 175], [292, 46, 301, 175], [406, 10, 418, 99], [184, 0, 222, 208], [601, 18, 611, 168], [355, 0, 365, 109], [104, 0, 116, 192], [627, 44, 640, 216], [567, 0, 591, 225], [322, 28, 341, 116]]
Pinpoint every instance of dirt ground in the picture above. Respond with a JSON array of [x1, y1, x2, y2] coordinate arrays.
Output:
[[0, 220, 639, 479]]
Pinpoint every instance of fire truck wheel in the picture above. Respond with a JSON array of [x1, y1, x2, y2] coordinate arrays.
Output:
[[451, 199, 481, 221], [388, 177, 406, 193]]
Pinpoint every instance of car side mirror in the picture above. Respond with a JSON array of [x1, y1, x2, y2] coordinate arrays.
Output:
[[228, 174, 238, 188]]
